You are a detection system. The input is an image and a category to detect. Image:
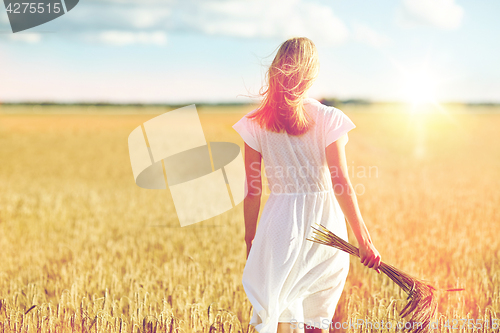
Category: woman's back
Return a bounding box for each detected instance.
[235,98,356,195]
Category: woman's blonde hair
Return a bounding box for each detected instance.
[248,37,319,135]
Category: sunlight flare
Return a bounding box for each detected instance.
[402,69,438,107]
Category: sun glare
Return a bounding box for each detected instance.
[402,69,438,107]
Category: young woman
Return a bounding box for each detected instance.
[232,37,381,333]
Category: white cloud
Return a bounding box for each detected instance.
[60,4,172,31]
[2,0,348,46]
[1,12,8,23]
[87,0,174,3]
[86,30,167,46]
[129,8,171,29]
[196,0,348,45]
[64,0,348,45]
[353,24,391,48]
[300,3,349,45]
[396,0,464,30]
[8,33,42,43]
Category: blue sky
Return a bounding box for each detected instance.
[0,0,499,103]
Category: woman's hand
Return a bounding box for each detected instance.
[358,241,381,273]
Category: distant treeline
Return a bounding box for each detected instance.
[0,99,372,107]
[0,101,251,108]
[464,102,500,107]
[319,98,371,107]
[318,99,500,107]
[1,100,499,107]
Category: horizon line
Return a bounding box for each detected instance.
[2,99,500,107]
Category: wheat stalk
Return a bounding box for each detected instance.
[307,223,439,333]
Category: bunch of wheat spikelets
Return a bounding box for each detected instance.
[307,223,438,333]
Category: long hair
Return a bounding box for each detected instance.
[248,37,319,135]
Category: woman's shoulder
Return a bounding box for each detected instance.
[303,97,322,107]
[233,108,261,134]
[245,107,260,118]
[304,98,339,116]
[304,97,335,109]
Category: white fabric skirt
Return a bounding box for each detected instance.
[242,188,350,333]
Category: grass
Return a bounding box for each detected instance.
[0,104,499,332]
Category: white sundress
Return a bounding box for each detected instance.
[232,98,356,333]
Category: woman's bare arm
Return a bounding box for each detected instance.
[326,134,381,272]
[243,143,262,259]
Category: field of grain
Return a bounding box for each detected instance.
[0,104,499,333]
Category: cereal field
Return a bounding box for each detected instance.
[0,104,499,332]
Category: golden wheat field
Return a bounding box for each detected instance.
[0,104,499,333]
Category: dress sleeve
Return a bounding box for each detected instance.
[232,115,261,153]
[325,107,356,147]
